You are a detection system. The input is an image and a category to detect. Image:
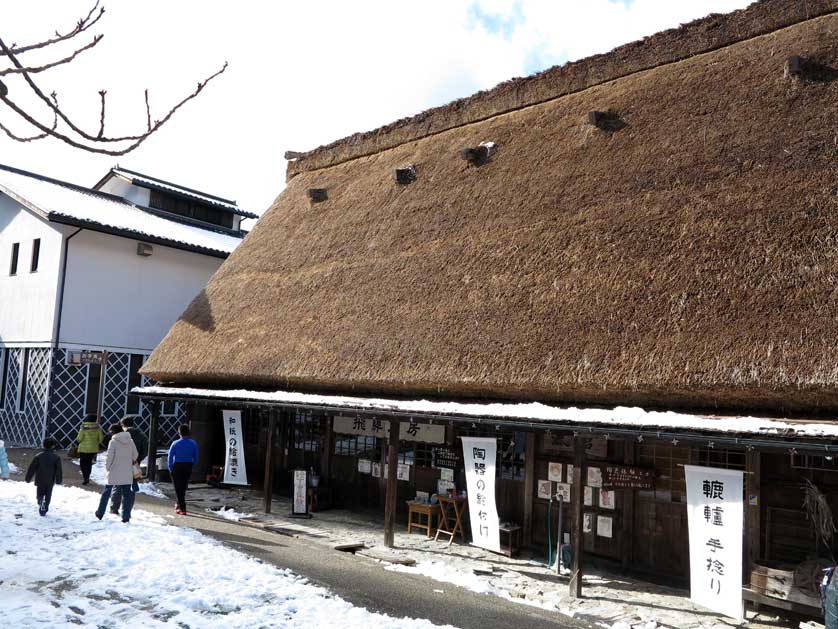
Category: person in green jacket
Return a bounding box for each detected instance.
[76,414,103,485]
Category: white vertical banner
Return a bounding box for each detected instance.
[685,465,743,621]
[462,437,500,553]
[222,410,248,485]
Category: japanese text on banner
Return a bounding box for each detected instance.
[222,410,248,486]
[461,437,500,553]
[684,465,743,621]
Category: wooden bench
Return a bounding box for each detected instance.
[407,501,440,538]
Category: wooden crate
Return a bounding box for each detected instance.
[751,562,795,600]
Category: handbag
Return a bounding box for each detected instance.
[132,461,142,480]
[68,446,79,459]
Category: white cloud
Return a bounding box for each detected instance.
[0,0,751,216]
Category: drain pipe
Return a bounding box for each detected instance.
[53,228,83,348]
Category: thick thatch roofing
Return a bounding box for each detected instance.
[144,0,838,414]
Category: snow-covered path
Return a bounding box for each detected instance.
[0,481,451,628]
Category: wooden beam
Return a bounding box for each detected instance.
[263,410,277,514]
[622,439,636,570]
[746,449,761,578]
[384,419,399,547]
[523,432,536,546]
[146,400,160,481]
[320,415,333,480]
[569,437,586,598]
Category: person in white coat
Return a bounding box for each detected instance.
[95,423,138,522]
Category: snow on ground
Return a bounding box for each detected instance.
[71,453,166,498]
[207,506,255,522]
[8,461,19,474]
[0,481,451,629]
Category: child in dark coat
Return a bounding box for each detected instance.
[25,438,63,516]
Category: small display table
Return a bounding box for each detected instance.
[499,523,522,557]
[434,495,468,545]
[406,501,440,538]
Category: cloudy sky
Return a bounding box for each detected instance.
[1,0,752,219]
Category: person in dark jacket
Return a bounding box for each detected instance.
[168,424,198,515]
[25,438,63,516]
[110,416,148,514]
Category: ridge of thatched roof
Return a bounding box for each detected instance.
[286,0,838,180]
[143,8,838,414]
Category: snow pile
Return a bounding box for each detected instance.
[135,385,838,439]
[0,481,450,628]
[8,461,19,474]
[209,506,254,521]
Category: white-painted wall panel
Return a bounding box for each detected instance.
[59,229,221,352]
[0,195,64,345]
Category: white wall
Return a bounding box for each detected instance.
[96,177,151,207]
[0,195,64,346]
[59,229,222,352]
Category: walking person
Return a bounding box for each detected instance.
[168,424,198,515]
[110,416,148,514]
[25,438,63,516]
[0,437,10,480]
[76,414,103,485]
[95,424,138,523]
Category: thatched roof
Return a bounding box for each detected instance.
[143,0,838,414]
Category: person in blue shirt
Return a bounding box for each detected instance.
[167,424,198,515]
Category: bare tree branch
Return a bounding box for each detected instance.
[0,34,103,76]
[4,1,104,56]
[0,1,227,155]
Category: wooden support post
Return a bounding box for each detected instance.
[146,400,160,481]
[746,449,761,579]
[320,416,333,480]
[622,439,636,570]
[569,437,586,598]
[384,419,399,548]
[264,410,277,514]
[523,432,536,547]
[95,351,109,424]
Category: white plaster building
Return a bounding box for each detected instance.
[0,164,252,447]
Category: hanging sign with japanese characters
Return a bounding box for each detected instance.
[332,416,445,444]
[222,410,248,485]
[462,437,500,553]
[334,415,389,438]
[685,465,743,621]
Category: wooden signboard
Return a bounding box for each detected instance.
[602,464,654,490]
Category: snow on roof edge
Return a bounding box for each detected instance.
[133,385,838,440]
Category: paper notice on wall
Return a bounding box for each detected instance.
[440,467,454,481]
[556,483,571,503]
[567,464,574,484]
[222,410,248,485]
[537,480,552,499]
[584,486,593,506]
[437,479,455,496]
[548,462,563,482]
[597,515,613,538]
[587,466,602,488]
[462,437,501,553]
[583,513,593,533]
[372,463,381,478]
[599,489,616,509]
[685,465,744,621]
[397,463,411,482]
[358,459,372,474]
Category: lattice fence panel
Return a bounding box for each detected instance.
[48,349,88,449]
[102,352,130,427]
[139,366,181,446]
[0,349,42,446]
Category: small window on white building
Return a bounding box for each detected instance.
[17,349,29,413]
[30,238,40,272]
[9,242,19,275]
